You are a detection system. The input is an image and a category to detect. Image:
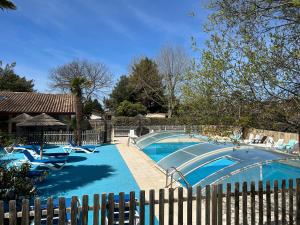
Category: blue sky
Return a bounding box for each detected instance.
[0,0,210,93]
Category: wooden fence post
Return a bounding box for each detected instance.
[217,184,223,225]
[168,188,174,225]
[34,198,41,225]
[234,182,240,225]
[9,200,16,225]
[226,183,231,225]
[274,180,279,225]
[71,196,78,225]
[149,190,155,225]
[118,192,125,225]
[258,181,263,225]
[139,190,145,225]
[296,179,300,225]
[196,186,202,225]
[289,179,293,225]
[242,182,247,225]
[187,187,193,225]
[93,194,100,225]
[178,187,183,225]
[206,185,211,225]
[21,199,29,225]
[0,200,3,225]
[282,180,287,225]
[47,197,54,225]
[129,192,135,225]
[250,181,255,225]
[107,193,114,225]
[100,193,107,225]
[159,189,165,225]
[266,181,271,225]
[82,195,89,225]
[59,197,66,225]
[212,185,218,225]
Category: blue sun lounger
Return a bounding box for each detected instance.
[22,150,67,170]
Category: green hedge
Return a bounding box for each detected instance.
[112,116,198,126]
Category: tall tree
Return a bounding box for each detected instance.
[50,60,112,145]
[186,0,300,141]
[105,75,135,110]
[0,61,34,92]
[130,57,166,113]
[156,45,190,117]
[0,0,16,10]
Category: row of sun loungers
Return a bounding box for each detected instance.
[243,133,298,153]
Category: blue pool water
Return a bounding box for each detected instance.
[143,142,200,162]
[180,158,236,186]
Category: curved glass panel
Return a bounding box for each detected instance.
[175,147,294,188]
[135,131,193,149]
[156,142,234,172]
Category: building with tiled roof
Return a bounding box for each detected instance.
[0,91,75,133]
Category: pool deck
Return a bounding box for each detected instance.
[115,137,200,225]
[115,137,168,192]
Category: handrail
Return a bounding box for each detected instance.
[165,167,191,189]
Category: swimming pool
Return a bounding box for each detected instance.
[143,142,200,162]
[139,132,300,189]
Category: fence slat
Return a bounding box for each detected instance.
[9,200,16,225]
[159,189,165,225]
[34,198,41,225]
[149,189,155,225]
[212,185,217,225]
[168,188,174,225]
[139,190,145,225]
[242,182,247,225]
[0,201,3,225]
[59,197,66,225]
[206,185,211,225]
[217,184,223,225]
[266,181,271,225]
[282,180,287,225]
[100,194,107,225]
[226,183,231,225]
[196,186,202,225]
[129,192,135,225]
[178,187,183,225]
[187,187,193,225]
[119,192,125,225]
[250,182,255,225]
[47,197,54,225]
[296,179,300,225]
[82,195,89,225]
[93,194,100,225]
[234,182,239,225]
[274,180,279,225]
[258,181,263,225]
[289,179,293,225]
[71,196,78,225]
[108,193,114,225]
[21,199,29,225]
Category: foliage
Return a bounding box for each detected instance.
[83,98,103,118]
[184,0,300,133]
[115,100,147,117]
[0,162,35,201]
[0,0,16,10]
[104,75,135,110]
[106,58,166,113]
[0,61,34,92]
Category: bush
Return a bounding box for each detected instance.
[115,100,147,117]
[0,162,35,201]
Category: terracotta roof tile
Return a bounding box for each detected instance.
[0,92,75,114]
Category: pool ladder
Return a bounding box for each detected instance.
[165,167,191,189]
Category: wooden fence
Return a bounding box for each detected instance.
[1,179,300,225]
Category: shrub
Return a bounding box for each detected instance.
[115,100,147,117]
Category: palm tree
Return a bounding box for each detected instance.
[71,77,87,146]
[0,0,16,10]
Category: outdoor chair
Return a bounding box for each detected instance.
[274,139,285,149]
[22,150,67,170]
[63,140,97,154]
[243,133,254,144]
[31,144,69,158]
